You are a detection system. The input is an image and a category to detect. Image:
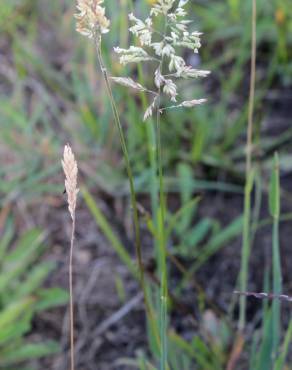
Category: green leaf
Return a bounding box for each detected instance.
[0,316,32,346]
[193,215,243,269]
[254,309,273,370]
[166,197,201,241]
[0,229,45,293]
[269,153,280,219]
[14,261,56,299]
[0,298,35,329]
[0,341,59,366]
[178,218,213,257]
[0,220,14,261]
[177,215,243,294]
[35,288,69,311]
[82,186,138,279]
[176,163,195,233]
[274,319,292,370]
[4,229,44,264]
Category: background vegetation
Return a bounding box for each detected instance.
[0,0,291,369]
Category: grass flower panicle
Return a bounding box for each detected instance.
[74,1,149,317]
[113,0,210,120]
[62,145,79,221]
[114,46,155,64]
[62,144,79,370]
[75,0,110,39]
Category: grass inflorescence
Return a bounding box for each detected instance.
[1,0,292,368]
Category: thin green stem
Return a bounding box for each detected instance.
[94,33,161,352]
[238,0,257,331]
[95,35,144,284]
[269,153,282,361]
[246,0,257,174]
[239,172,253,330]
[246,0,257,173]
[156,102,168,370]
[157,14,169,370]
[272,215,281,357]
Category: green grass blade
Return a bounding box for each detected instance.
[0,220,14,261]
[177,215,243,294]
[13,261,56,299]
[0,316,32,346]
[35,288,69,312]
[0,230,45,294]
[0,298,35,329]
[255,309,274,370]
[274,319,292,370]
[239,169,255,330]
[269,153,282,358]
[0,341,59,366]
[82,186,138,279]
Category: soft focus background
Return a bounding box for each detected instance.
[0,0,292,369]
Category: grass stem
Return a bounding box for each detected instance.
[94,34,144,285]
[93,32,161,353]
[69,216,76,370]
[246,0,257,174]
[156,104,168,370]
[270,153,282,359]
[239,0,257,331]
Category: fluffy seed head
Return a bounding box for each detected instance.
[75,0,110,38]
[113,0,210,119]
[62,145,79,220]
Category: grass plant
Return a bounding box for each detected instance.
[73,1,291,368]
[62,145,79,370]
[75,0,145,296]
[1,0,292,368]
[269,153,282,361]
[75,0,162,356]
[239,0,257,332]
[0,220,68,369]
[111,2,210,366]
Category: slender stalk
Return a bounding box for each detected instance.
[239,0,257,331]
[69,216,76,370]
[270,153,282,360]
[246,0,256,174]
[272,216,281,356]
[239,172,253,330]
[156,15,169,370]
[156,102,168,370]
[62,145,78,370]
[93,32,161,351]
[94,34,144,284]
[274,319,292,370]
[128,0,159,255]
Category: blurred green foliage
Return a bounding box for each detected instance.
[0,219,68,369]
[0,0,292,368]
[0,0,291,201]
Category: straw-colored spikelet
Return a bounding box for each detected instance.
[75,0,110,38]
[62,145,79,220]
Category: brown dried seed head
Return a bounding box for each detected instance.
[62,145,79,220]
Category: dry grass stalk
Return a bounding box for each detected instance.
[62,144,79,370]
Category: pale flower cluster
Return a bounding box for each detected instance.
[62,145,79,221]
[112,0,210,120]
[75,0,110,39]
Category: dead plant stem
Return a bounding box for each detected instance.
[69,216,76,370]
